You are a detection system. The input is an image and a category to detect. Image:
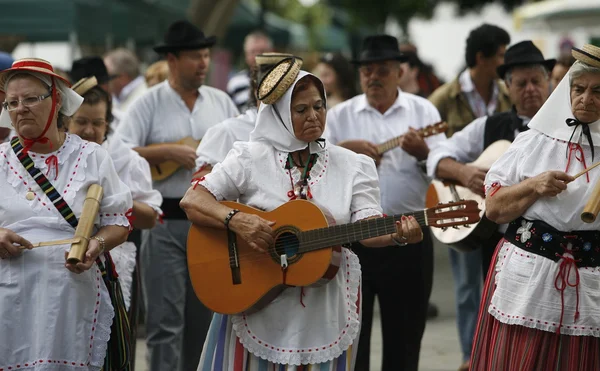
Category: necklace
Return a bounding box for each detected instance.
[286,152,318,200]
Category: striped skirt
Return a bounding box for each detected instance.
[197,313,358,371]
[470,240,600,371]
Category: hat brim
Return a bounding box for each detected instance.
[351,54,408,65]
[153,36,217,54]
[497,59,557,79]
[0,66,71,90]
[572,47,600,69]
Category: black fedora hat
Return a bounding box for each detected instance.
[497,41,556,79]
[154,20,217,54]
[352,35,407,64]
[70,56,113,85]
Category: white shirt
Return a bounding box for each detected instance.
[199,142,381,364]
[325,90,445,215]
[459,69,499,118]
[485,128,600,336]
[116,80,239,198]
[111,75,148,131]
[0,134,132,369]
[426,114,531,178]
[194,107,257,171]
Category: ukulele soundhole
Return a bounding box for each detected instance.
[273,229,302,265]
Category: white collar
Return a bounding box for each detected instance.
[354,88,408,115]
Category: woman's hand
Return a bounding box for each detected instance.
[228,212,276,254]
[531,171,574,197]
[392,215,423,245]
[65,238,102,274]
[0,228,32,259]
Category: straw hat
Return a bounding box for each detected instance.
[257,57,302,105]
[256,53,303,68]
[72,76,98,96]
[0,58,71,89]
[572,44,600,69]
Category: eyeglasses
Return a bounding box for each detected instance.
[3,92,52,112]
[359,64,393,77]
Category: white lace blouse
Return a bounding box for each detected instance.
[197,142,382,364]
[0,134,132,369]
[485,128,600,336]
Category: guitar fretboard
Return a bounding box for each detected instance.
[297,210,427,253]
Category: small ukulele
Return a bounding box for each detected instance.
[376,121,448,155]
[149,136,200,181]
[187,199,480,315]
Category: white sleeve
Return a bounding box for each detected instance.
[426,116,487,178]
[127,154,163,213]
[421,102,447,152]
[194,124,236,171]
[114,95,153,148]
[484,130,534,195]
[350,154,384,222]
[197,142,251,201]
[97,152,134,228]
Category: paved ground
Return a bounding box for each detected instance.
[134,241,463,371]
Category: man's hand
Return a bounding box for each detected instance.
[399,128,429,160]
[458,165,488,197]
[337,140,381,165]
[168,145,198,170]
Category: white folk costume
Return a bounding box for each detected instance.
[102,133,162,309]
[472,62,600,370]
[196,71,383,370]
[194,107,257,172]
[0,134,132,370]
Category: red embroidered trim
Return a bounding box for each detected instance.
[488,182,502,197]
[125,208,134,232]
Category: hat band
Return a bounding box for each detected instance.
[574,48,600,63]
[13,60,54,71]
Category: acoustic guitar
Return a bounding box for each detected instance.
[149,136,200,181]
[425,140,512,252]
[376,121,448,155]
[187,199,480,315]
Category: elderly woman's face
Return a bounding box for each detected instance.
[570,72,600,123]
[5,75,60,138]
[291,80,326,143]
[69,102,108,145]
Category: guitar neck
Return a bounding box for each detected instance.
[376,128,428,155]
[298,210,428,253]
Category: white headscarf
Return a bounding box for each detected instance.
[0,71,83,128]
[250,70,327,154]
[528,63,600,144]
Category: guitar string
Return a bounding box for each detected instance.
[195,215,473,265]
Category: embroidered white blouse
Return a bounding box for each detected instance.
[0,134,132,370]
[485,128,600,336]
[198,141,382,364]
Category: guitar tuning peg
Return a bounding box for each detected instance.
[452,225,460,229]
[442,227,448,231]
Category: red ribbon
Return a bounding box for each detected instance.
[44,155,58,180]
[125,208,135,232]
[553,247,581,334]
[565,143,589,183]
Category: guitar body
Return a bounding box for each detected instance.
[187,200,341,315]
[150,136,200,181]
[426,140,512,252]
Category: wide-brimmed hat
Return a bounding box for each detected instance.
[153,20,216,54]
[257,57,302,105]
[351,35,407,64]
[72,76,98,96]
[0,58,71,89]
[572,44,600,69]
[497,41,556,79]
[70,56,112,85]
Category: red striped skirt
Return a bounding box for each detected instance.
[470,240,600,371]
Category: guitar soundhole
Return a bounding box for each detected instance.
[274,231,300,261]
